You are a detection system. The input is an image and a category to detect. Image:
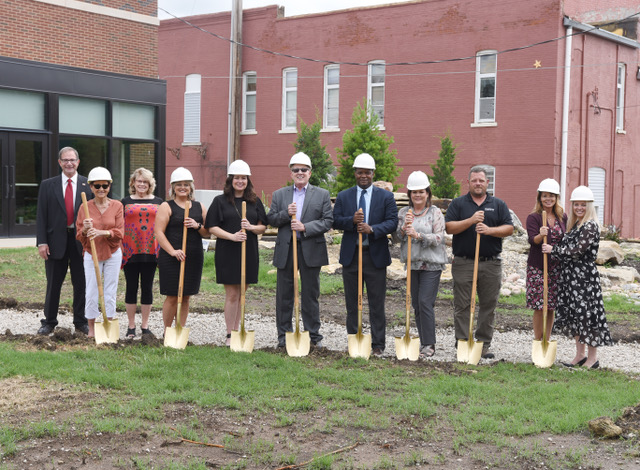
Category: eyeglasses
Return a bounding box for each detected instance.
[291,168,309,173]
[92,183,110,190]
[60,159,78,164]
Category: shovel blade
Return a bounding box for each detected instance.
[230,329,255,353]
[457,339,483,365]
[164,326,190,350]
[347,333,371,360]
[394,335,420,361]
[285,330,310,357]
[532,339,558,368]
[94,319,119,344]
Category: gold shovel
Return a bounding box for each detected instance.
[532,211,557,368]
[231,201,255,352]
[164,202,191,349]
[81,192,119,344]
[286,216,311,357]
[395,211,420,361]
[348,213,372,360]
[457,232,484,364]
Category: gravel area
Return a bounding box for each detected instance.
[3,307,639,375]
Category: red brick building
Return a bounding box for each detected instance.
[159,0,640,238]
[0,0,166,238]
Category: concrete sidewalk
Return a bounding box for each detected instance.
[0,237,36,249]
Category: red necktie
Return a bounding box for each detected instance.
[65,179,74,226]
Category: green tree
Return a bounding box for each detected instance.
[429,133,460,198]
[335,100,400,193]
[293,116,334,190]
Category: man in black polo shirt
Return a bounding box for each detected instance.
[445,165,513,359]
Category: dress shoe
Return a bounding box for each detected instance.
[481,344,495,359]
[37,324,55,335]
[562,357,587,368]
[588,361,600,370]
[75,324,89,335]
[372,347,383,357]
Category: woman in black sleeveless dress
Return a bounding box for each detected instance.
[155,167,209,333]
[205,160,267,346]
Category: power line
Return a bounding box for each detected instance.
[158,7,640,67]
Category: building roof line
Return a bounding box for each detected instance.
[563,17,640,49]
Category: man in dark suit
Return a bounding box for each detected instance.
[333,153,398,356]
[268,152,333,348]
[36,147,93,335]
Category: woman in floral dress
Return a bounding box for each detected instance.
[526,179,566,344]
[542,186,612,369]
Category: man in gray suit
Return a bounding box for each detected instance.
[268,152,333,348]
[36,147,93,335]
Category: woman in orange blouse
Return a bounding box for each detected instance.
[76,167,124,338]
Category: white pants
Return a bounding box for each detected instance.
[84,249,122,320]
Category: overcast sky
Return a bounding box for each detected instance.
[158,0,407,19]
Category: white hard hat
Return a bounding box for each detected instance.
[352,153,376,170]
[289,152,312,169]
[537,178,560,195]
[406,171,430,190]
[228,159,251,176]
[87,167,112,183]
[570,185,594,202]
[170,167,194,183]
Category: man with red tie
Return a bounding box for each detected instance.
[36,147,93,335]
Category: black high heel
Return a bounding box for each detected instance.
[588,361,600,369]
[562,357,587,368]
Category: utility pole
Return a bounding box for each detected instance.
[227,0,243,168]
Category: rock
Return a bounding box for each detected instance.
[258,240,275,250]
[597,266,640,283]
[373,181,393,192]
[321,263,341,275]
[387,259,407,281]
[500,288,512,296]
[588,417,623,439]
[509,210,526,236]
[596,240,624,265]
[506,273,520,283]
[503,234,529,254]
[620,241,640,258]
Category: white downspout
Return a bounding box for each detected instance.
[560,26,572,208]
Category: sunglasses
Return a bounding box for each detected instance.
[92,183,110,190]
[291,168,309,173]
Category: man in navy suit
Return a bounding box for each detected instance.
[333,153,398,355]
[36,147,93,335]
[268,152,333,348]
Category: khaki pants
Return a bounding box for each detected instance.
[451,257,502,344]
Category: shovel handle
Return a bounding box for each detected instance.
[357,208,364,336]
[240,201,247,332]
[542,211,548,345]
[81,192,109,323]
[405,209,412,336]
[469,232,481,343]
[292,215,300,333]
[175,201,190,327]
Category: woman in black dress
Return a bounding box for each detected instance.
[155,167,209,334]
[542,185,612,369]
[205,160,267,346]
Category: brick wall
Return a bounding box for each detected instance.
[0,0,157,77]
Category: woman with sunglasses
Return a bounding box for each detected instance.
[76,167,124,338]
[205,160,267,346]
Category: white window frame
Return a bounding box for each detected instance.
[323,64,340,130]
[483,165,496,196]
[472,51,497,126]
[367,60,385,128]
[183,73,201,145]
[616,63,625,132]
[242,71,257,134]
[281,67,297,132]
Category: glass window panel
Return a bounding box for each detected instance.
[113,102,155,140]
[480,54,496,73]
[480,78,495,98]
[328,89,339,108]
[59,96,107,136]
[327,67,340,85]
[112,140,157,199]
[60,137,108,178]
[14,139,43,226]
[246,94,256,113]
[286,110,296,128]
[286,91,297,110]
[371,64,385,83]
[246,113,256,130]
[246,75,257,92]
[0,89,45,130]
[185,74,201,93]
[373,106,384,122]
[285,70,297,87]
[479,98,495,120]
[327,108,339,127]
[371,87,384,105]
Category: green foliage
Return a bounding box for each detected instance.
[429,133,461,198]
[603,224,622,243]
[293,116,335,191]
[335,100,400,193]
